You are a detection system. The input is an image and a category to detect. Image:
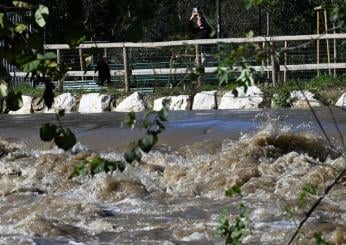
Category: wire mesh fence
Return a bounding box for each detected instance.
[7,34,346,91]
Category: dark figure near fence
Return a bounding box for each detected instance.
[95,55,111,86]
[188,7,211,39]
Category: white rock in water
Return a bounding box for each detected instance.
[336,92,346,108]
[290,90,315,101]
[9,95,33,114]
[290,90,320,108]
[234,85,263,97]
[114,92,147,112]
[192,91,217,110]
[153,95,191,111]
[78,93,112,113]
[45,93,77,113]
[291,99,321,108]
[219,86,264,109]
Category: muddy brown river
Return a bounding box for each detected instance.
[0,107,345,244]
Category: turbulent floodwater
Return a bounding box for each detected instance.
[0,107,346,244]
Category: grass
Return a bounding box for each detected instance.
[13,84,45,97]
[260,75,346,107]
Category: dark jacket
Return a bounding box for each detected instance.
[188,16,212,39]
[95,58,111,84]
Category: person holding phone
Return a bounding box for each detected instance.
[188,7,211,39]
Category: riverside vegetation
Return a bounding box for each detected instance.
[1,0,346,244]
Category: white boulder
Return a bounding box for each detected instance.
[290,90,315,101]
[153,95,191,111]
[78,93,112,113]
[9,95,32,114]
[45,93,77,113]
[114,92,147,112]
[192,91,217,110]
[234,85,263,97]
[219,86,264,109]
[290,90,320,108]
[336,92,346,108]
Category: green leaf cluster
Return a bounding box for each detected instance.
[217,204,251,245]
[217,186,251,245]
[314,232,331,245]
[124,99,169,164]
[217,44,260,95]
[69,156,126,179]
[70,99,170,177]
[299,183,318,208]
[39,111,77,151]
[0,81,23,113]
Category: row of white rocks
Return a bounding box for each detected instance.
[9,86,346,114]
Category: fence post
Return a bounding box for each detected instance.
[284,41,288,83]
[333,23,337,77]
[78,48,84,83]
[271,42,277,86]
[56,49,64,92]
[316,8,320,77]
[56,49,61,64]
[195,44,203,88]
[123,46,130,93]
[79,48,84,71]
[324,9,331,75]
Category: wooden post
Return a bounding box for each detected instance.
[195,44,203,88]
[123,46,130,92]
[56,49,64,92]
[324,9,331,75]
[284,41,288,83]
[78,48,84,82]
[79,48,84,71]
[333,23,337,77]
[271,42,276,86]
[315,6,321,77]
[263,42,270,80]
[56,49,61,64]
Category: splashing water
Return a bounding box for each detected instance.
[0,108,346,244]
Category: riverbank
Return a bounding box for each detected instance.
[7,75,346,115]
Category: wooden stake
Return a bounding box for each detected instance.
[271,42,276,86]
[284,41,288,83]
[195,44,203,88]
[316,11,320,77]
[123,47,130,92]
[324,9,331,75]
[333,23,337,77]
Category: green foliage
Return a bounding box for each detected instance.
[314,232,331,245]
[53,128,77,151]
[34,4,49,27]
[39,110,77,151]
[217,186,251,245]
[69,156,126,178]
[272,87,290,108]
[217,204,251,245]
[299,184,318,208]
[1,1,68,115]
[70,99,170,178]
[0,81,23,113]
[40,123,57,141]
[217,43,262,96]
[283,206,295,220]
[225,185,241,198]
[12,84,45,97]
[123,99,169,164]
